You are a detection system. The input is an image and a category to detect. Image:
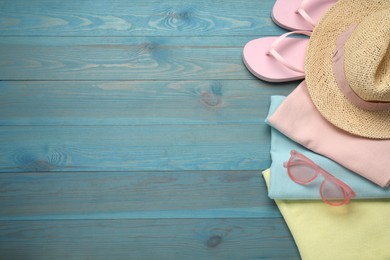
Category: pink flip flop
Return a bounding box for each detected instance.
[242,31,310,82]
[272,0,336,31]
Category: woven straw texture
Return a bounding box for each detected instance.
[305,0,390,139]
[345,10,390,102]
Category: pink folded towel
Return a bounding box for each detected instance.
[267,81,390,187]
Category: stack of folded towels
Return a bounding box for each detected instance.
[243,0,390,259]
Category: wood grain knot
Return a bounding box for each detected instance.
[23,160,57,172]
[139,42,157,54]
[201,84,223,107]
[153,7,197,31]
[14,148,68,172]
[167,10,192,20]
[207,235,223,248]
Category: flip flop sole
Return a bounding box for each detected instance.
[272,0,335,31]
[242,37,308,82]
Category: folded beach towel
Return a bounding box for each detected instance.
[262,169,390,260]
[267,81,390,188]
[266,94,390,199]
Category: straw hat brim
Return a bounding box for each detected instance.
[305,0,390,139]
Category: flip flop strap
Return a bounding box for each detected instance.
[267,31,311,74]
[296,0,316,27]
[296,0,337,28]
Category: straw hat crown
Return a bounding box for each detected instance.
[344,9,390,102]
[304,0,390,139]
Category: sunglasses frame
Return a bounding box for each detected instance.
[284,150,356,206]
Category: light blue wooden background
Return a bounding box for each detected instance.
[0,0,300,259]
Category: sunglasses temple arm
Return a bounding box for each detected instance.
[283,160,309,168]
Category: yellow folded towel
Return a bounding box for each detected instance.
[262,169,390,260]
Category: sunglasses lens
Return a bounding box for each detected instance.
[321,180,346,205]
[289,157,317,183]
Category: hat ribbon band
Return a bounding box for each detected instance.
[332,25,390,111]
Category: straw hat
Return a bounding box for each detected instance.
[305,0,390,139]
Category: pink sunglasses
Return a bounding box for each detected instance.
[283,150,356,206]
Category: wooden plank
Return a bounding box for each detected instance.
[0,80,295,126]
[0,218,299,259]
[0,124,271,172]
[0,35,266,46]
[0,36,277,80]
[0,0,285,36]
[0,171,279,220]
